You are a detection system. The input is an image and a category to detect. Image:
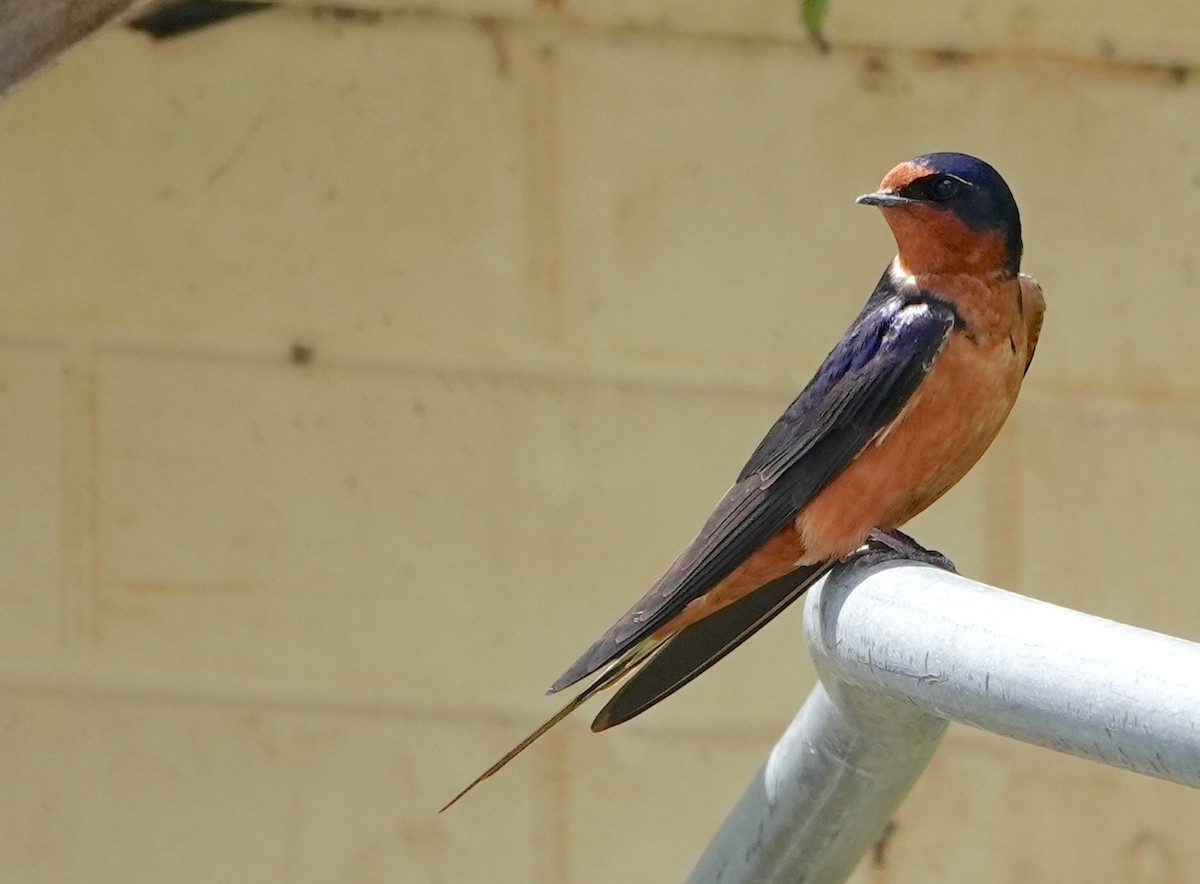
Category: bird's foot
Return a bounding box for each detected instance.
[858,528,958,574]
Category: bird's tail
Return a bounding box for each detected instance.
[590,562,832,731]
[441,563,833,810]
[438,637,663,812]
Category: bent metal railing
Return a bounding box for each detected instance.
[688,558,1200,883]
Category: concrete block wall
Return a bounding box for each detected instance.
[0,2,1197,880]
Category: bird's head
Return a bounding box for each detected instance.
[857,152,1022,278]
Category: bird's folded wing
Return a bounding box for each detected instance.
[549,293,957,694]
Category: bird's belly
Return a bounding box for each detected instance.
[797,334,1022,560]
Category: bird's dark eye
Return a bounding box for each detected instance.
[931,176,960,201]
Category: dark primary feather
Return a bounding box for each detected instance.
[590,561,833,731]
[549,276,957,695]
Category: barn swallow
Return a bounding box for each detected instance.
[442,152,1044,811]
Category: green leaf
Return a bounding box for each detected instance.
[801,0,832,51]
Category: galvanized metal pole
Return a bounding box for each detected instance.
[687,677,946,884]
[688,559,1200,883]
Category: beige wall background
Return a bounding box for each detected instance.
[0,1,1198,881]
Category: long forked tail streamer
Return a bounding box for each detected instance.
[439,639,660,812]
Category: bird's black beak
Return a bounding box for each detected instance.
[856,191,917,208]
